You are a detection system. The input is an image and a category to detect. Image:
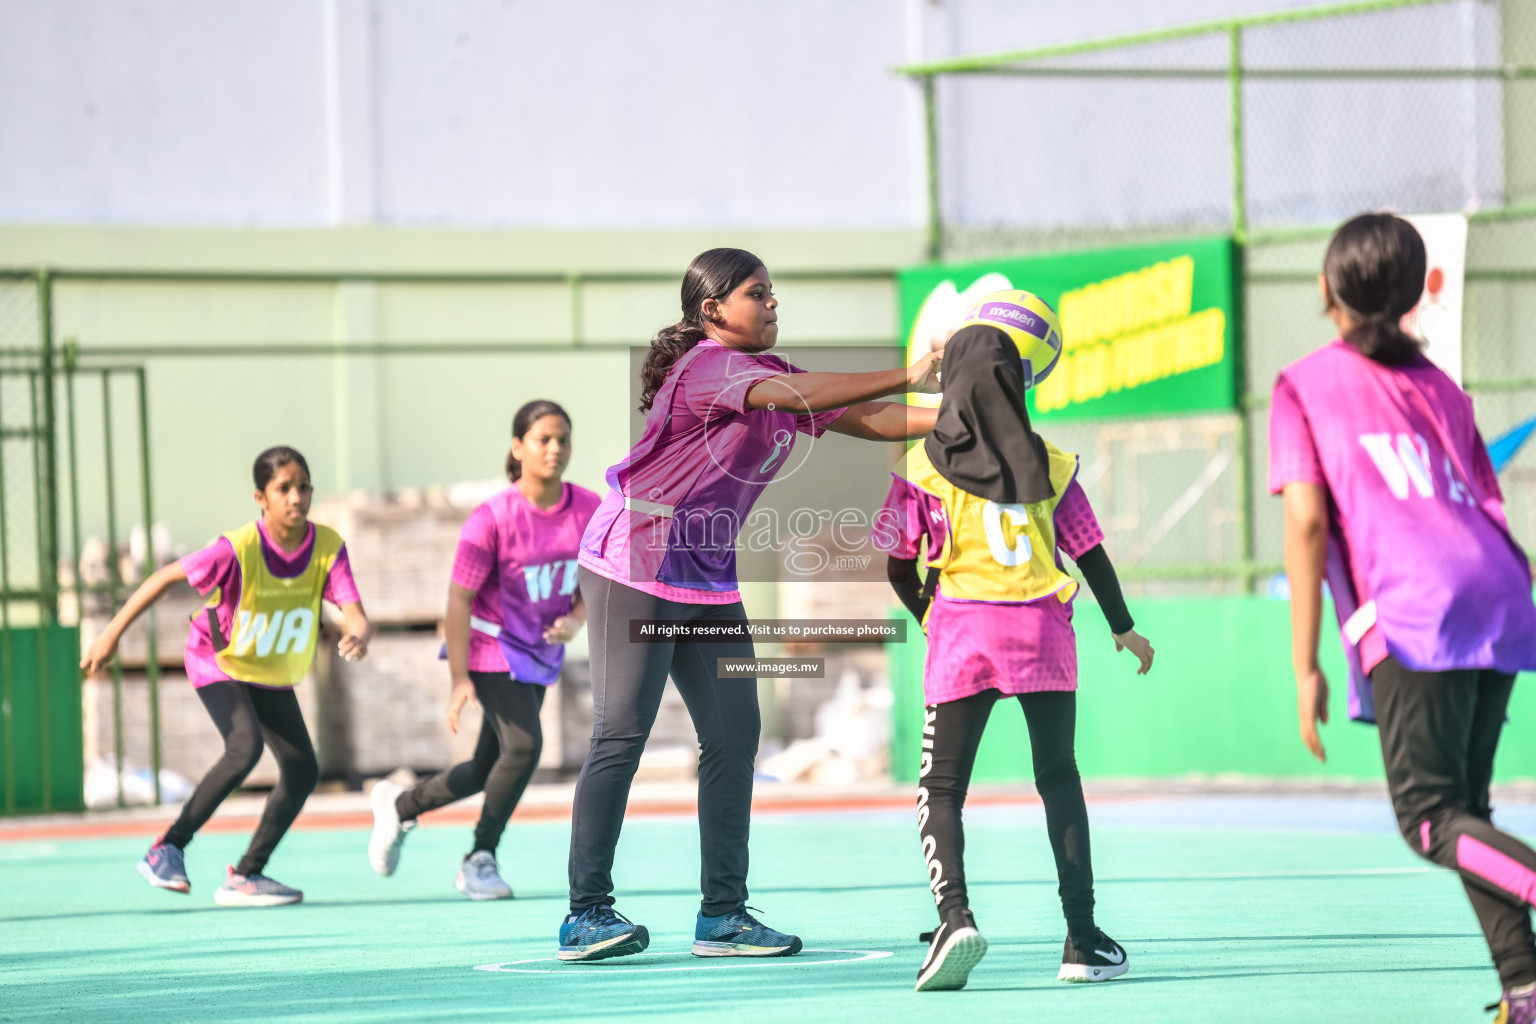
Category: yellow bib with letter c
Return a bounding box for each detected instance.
[900,439,1080,609]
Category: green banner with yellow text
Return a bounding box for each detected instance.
[899,236,1241,421]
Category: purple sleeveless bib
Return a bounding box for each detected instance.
[485,484,600,684]
[1279,343,1536,721]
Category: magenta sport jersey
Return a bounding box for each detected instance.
[579,339,844,604]
[1269,340,1536,722]
[454,483,601,685]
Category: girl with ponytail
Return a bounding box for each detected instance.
[1322,212,1428,366]
[635,248,763,414]
[84,447,370,907]
[1271,213,1536,1021]
[369,400,601,901]
[559,247,943,963]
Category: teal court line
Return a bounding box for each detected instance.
[0,796,1526,1024]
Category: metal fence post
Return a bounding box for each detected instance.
[65,344,83,811]
[37,273,58,621]
[26,372,52,811]
[135,369,160,804]
[1228,25,1258,592]
[101,372,124,807]
[34,271,59,810]
[1228,24,1247,245]
[64,340,82,636]
[923,74,943,263]
[0,356,12,815]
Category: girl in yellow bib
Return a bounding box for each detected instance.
[82,446,371,906]
[873,295,1154,992]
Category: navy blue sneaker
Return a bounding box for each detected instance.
[136,840,190,894]
[692,906,802,957]
[558,905,650,962]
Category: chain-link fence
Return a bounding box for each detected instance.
[902,0,1536,593]
[909,0,1532,257]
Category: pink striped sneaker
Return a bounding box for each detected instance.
[213,865,303,907]
[136,840,190,894]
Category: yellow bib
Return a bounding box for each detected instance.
[901,439,1080,613]
[211,522,343,687]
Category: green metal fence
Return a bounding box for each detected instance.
[76,361,162,808]
[897,0,1536,591]
[0,269,159,813]
[900,0,1536,254]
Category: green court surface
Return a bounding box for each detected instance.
[0,795,1523,1023]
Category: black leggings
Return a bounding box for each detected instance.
[394,671,546,854]
[1373,655,1536,987]
[919,688,1095,937]
[162,681,318,877]
[569,568,761,916]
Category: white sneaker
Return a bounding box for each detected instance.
[455,850,513,900]
[368,779,414,876]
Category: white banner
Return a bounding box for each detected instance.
[1403,213,1468,383]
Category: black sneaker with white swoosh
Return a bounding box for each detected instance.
[915,909,988,992]
[1058,929,1129,982]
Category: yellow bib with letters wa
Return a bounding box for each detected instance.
[212,522,343,687]
[901,439,1080,609]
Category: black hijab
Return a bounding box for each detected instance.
[922,324,1054,504]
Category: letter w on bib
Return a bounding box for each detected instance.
[523,558,580,602]
[231,608,316,657]
[213,521,342,687]
[1359,432,1443,501]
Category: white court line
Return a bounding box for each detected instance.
[474,948,894,974]
[1147,867,1436,880]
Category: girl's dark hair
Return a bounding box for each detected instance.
[506,399,572,482]
[638,247,766,412]
[253,446,310,490]
[1323,213,1428,366]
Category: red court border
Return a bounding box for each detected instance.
[0,791,1069,843]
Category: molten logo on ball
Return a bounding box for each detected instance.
[960,289,1064,390]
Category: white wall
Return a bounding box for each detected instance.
[0,1,331,224]
[366,1,915,228]
[1,0,918,228]
[1,0,1507,231]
